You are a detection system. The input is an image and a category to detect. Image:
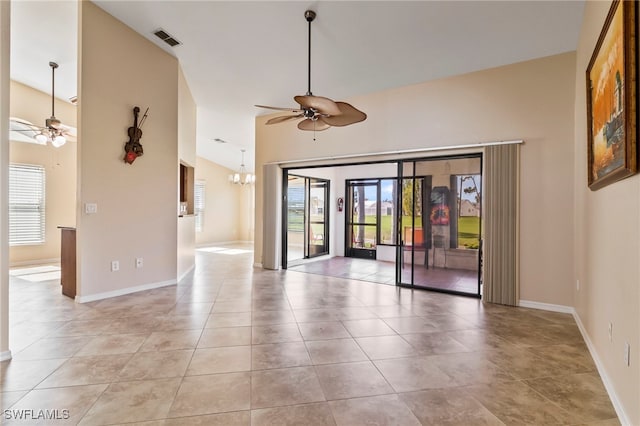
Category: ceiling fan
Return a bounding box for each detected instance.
[255,10,366,133]
[10,61,76,147]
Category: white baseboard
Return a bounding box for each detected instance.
[177,264,195,283]
[518,299,574,313]
[196,240,253,248]
[75,279,177,303]
[572,312,630,425]
[518,299,629,424]
[0,350,12,361]
[10,258,60,268]
[253,262,263,268]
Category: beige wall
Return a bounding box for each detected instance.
[177,66,197,280]
[256,52,576,307]
[195,156,246,245]
[9,81,77,265]
[77,2,178,300]
[1,0,10,358]
[573,2,639,423]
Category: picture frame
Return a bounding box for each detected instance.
[586,0,637,191]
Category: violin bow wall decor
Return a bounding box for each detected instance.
[124,106,149,164]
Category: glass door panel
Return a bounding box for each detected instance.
[308,178,329,257]
[287,175,306,262]
[396,156,482,297]
[347,182,377,259]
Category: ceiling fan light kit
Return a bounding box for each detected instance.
[10,61,76,148]
[256,10,366,135]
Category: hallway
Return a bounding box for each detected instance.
[1,244,618,425]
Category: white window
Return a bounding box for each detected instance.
[194,180,205,232]
[9,163,46,245]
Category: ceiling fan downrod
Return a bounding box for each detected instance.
[305,10,316,97]
[47,61,61,129]
[50,62,57,118]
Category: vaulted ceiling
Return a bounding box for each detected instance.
[10,1,585,172]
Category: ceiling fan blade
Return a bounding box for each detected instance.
[321,102,367,127]
[266,114,303,125]
[10,117,41,131]
[58,123,77,137]
[63,134,77,143]
[297,118,330,132]
[255,104,302,113]
[294,95,341,116]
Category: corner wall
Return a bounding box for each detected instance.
[177,66,197,280]
[0,0,11,360]
[77,2,178,300]
[573,2,639,423]
[256,52,577,307]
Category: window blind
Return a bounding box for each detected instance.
[9,163,46,246]
[194,180,205,232]
[483,144,519,306]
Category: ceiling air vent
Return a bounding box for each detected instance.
[153,28,182,47]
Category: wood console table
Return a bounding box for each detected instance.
[58,227,76,299]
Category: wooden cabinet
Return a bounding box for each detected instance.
[59,227,76,299]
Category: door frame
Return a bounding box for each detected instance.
[345,179,379,260]
[281,170,330,269]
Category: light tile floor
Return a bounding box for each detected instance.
[289,256,480,295]
[1,244,619,425]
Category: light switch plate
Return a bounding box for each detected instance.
[85,203,98,214]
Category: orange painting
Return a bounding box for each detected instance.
[588,2,625,181]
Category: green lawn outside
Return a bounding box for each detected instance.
[458,216,480,249]
[289,211,480,249]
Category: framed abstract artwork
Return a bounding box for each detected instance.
[586,0,637,190]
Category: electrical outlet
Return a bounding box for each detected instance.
[624,342,630,366]
[608,322,613,342]
[576,279,580,291]
[136,258,143,269]
[111,260,119,272]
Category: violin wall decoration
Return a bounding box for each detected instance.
[124,106,149,164]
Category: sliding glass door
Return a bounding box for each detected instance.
[397,156,482,297]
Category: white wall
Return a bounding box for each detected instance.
[573,2,639,423]
[76,2,178,301]
[256,52,576,307]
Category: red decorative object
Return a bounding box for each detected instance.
[125,150,137,164]
[123,106,148,164]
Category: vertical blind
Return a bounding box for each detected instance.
[9,163,46,245]
[483,144,520,306]
[194,180,205,232]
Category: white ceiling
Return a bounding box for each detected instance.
[10,1,585,173]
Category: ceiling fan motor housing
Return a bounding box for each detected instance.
[305,10,316,22]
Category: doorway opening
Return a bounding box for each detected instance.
[285,173,330,265]
[282,155,482,297]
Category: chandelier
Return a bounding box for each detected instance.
[228,149,255,185]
